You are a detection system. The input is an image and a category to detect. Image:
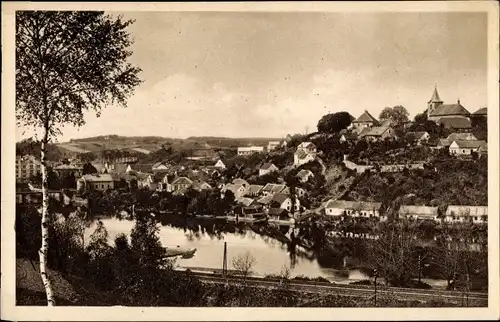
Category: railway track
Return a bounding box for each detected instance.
[190,272,488,306]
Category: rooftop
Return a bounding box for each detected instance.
[353,110,378,124]
[325,199,382,211]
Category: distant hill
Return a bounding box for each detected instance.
[52,135,285,155]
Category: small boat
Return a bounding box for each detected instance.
[164,246,197,258]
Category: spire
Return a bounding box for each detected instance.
[430,85,443,103]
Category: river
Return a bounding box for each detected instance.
[84,217,448,288]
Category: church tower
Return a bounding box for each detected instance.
[427,86,443,117]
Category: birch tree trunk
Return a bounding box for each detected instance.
[39,126,56,306]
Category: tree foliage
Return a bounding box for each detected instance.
[16,11,142,135]
[16,11,142,306]
[379,105,410,127]
[317,112,353,133]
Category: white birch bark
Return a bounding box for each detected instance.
[39,127,56,306]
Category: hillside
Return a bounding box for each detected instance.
[341,156,487,212]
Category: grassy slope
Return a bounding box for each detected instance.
[16,258,113,306]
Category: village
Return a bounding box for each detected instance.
[16,86,488,229]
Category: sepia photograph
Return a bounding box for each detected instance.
[2,1,499,321]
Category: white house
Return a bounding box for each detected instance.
[267,141,281,151]
[223,183,248,199]
[398,205,439,222]
[156,173,172,192]
[297,142,317,154]
[350,110,378,133]
[405,131,430,145]
[214,160,226,170]
[445,205,488,224]
[237,146,265,156]
[449,140,487,155]
[77,174,115,191]
[259,163,279,176]
[324,200,382,219]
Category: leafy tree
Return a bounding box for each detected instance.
[317,112,353,133]
[130,215,167,270]
[86,220,111,260]
[16,11,141,305]
[379,105,410,127]
[79,152,97,163]
[82,162,98,175]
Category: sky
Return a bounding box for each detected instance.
[16,11,488,142]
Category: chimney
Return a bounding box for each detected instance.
[457,98,460,104]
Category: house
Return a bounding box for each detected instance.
[261,183,287,196]
[53,164,83,178]
[214,160,226,170]
[427,87,471,122]
[294,142,317,166]
[136,173,157,190]
[296,169,314,183]
[436,117,472,131]
[16,155,42,181]
[268,207,292,221]
[445,205,488,224]
[152,162,170,172]
[237,146,265,156]
[269,193,300,213]
[351,110,378,132]
[191,180,212,192]
[324,200,382,219]
[449,140,487,155]
[294,187,307,198]
[170,177,193,193]
[259,163,279,176]
[446,132,477,142]
[297,142,317,154]
[235,197,258,208]
[232,178,250,188]
[267,141,281,151]
[436,139,452,149]
[339,133,358,144]
[77,174,115,191]
[247,184,264,197]
[126,163,153,173]
[294,149,316,166]
[360,126,395,142]
[398,205,439,222]
[223,183,248,199]
[405,131,430,144]
[155,173,172,192]
[478,145,488,156]
[256,194,274,206]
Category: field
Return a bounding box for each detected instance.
[53,135,284,155]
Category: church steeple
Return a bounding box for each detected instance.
[427,85,444,117]
[429,85,443,103]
